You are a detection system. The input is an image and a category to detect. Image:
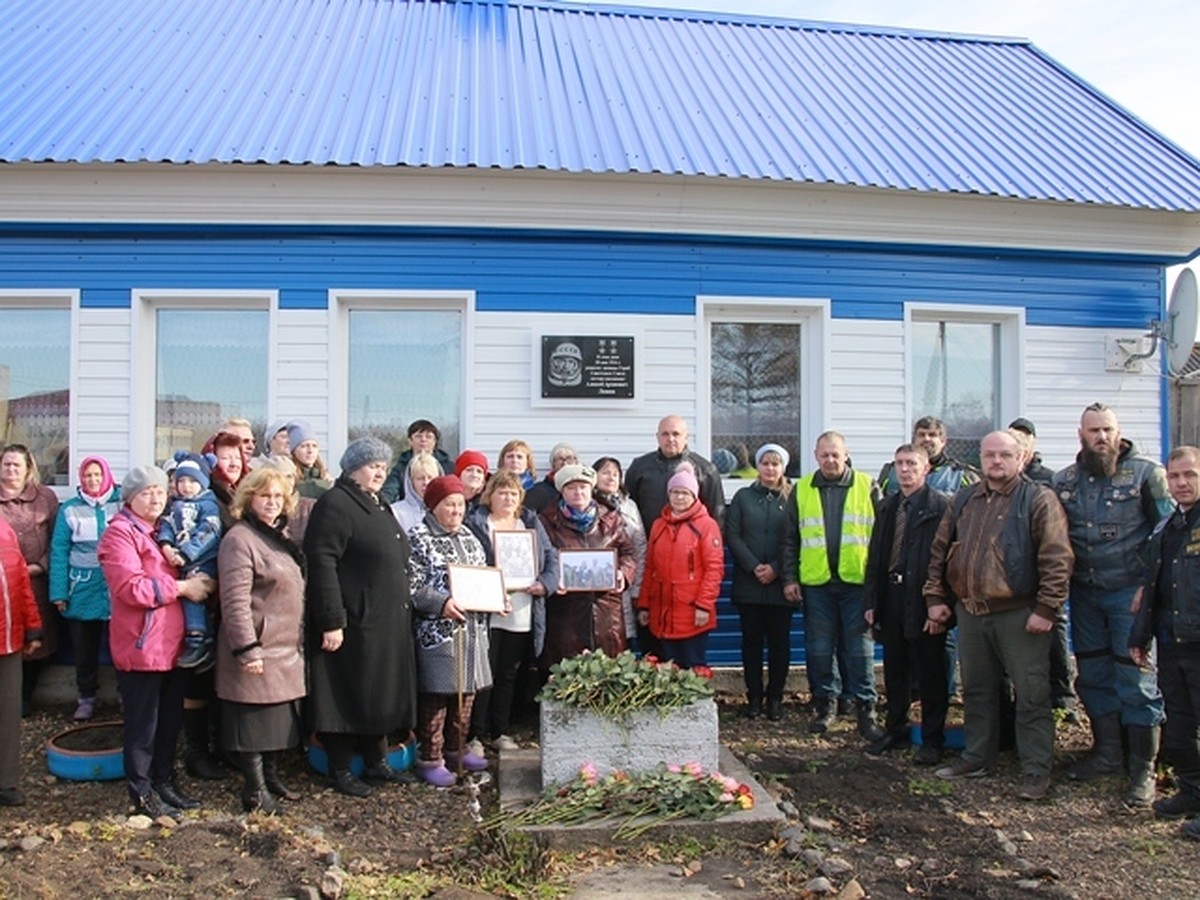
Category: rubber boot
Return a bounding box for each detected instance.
[1067,712,1124,781]
[239,752,279,815]
[856,702,886,742]
[1124,725,1160,808]
[183,707,228,781]
[262,751,300,801]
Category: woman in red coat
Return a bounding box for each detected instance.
[636,463,724,669]
[0,516,43,805]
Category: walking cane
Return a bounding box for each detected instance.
[455,621,464,781]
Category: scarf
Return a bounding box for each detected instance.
[557,497,598,533]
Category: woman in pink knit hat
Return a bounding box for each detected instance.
[636,462,724,669]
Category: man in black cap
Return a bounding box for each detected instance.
[1008,418,1054,484]
[1007,417,1082,726]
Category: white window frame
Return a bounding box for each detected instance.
[903,302,1025,433]
[697,295,830,459]
[130,289,278,465]
[328,289,475,467]
[0,289,78,496]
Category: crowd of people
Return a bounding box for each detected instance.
[1,404,1199,844]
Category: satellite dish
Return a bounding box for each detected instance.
[1167,268,1200,377]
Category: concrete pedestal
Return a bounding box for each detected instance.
[540,697,718,789]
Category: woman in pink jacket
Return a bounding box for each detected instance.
[0,516,42,806]
[636,463,724,669]
[98,466,214,821]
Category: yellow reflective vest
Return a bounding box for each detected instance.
[795,470,875,585]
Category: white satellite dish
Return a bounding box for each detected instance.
[1167,268,1200,377]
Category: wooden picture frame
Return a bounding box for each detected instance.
[493,529,538,589]
[558,548,618,593]
[447,564,507,613]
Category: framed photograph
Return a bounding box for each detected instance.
[493,530,538,589]
[559,548,618,593]
[447,564,507,613]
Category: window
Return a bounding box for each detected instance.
[908,306,1023,465]
[700,297,827,476]
[331,292,471,461]
[134,291,274,464]
[0,300,72,485]
[710,322,802,472]
[155,309,268,457]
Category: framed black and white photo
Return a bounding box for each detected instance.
[559,548,618,593]
[448,564,507,613]
[493,530,538,589]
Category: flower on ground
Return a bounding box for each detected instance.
[488,762,755,839]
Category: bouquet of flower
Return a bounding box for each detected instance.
[488,761,754,840]
[537,650,714,718]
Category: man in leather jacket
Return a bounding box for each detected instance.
[1130,446,1200,834]
[1053,402,1170,807]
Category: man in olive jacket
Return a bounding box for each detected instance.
[863,444,952,765]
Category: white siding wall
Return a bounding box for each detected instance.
[470,312,700,471]
[74,308,132,475]
[69,311,1164,480]
[825,318,908,476]
[274,309,330,448]
[1023,324,1163,470]
[823,321,1163,478]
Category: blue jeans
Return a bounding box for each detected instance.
[181,599,211,647]
[803,582,875,706]
[1069,583,1164,727]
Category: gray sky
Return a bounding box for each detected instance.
[572,0,1200,159]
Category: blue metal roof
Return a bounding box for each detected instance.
[1,0,1197,211]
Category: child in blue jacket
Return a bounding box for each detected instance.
[156,454,221,670]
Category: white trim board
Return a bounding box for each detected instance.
[2,164,1197,259]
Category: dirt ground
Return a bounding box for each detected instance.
[2,693,1198,899]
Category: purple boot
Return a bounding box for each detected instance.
[415,760,457,787]
[445,751,489,772]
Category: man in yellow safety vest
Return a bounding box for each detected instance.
[783,431,883,738]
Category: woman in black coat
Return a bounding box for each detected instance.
[304,437,417,797]
[726,443,794,721]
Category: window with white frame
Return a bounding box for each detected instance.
[701,297,827,475]
[135,292,272,463]
[333,292,468,459]
[0,294,72,485]
[908,305,1023,465]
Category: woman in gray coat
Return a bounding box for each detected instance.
[407,475,492,787]
[217,466,307,814]
[726,443,794,721]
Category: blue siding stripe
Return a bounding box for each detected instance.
[0,227,1162,327]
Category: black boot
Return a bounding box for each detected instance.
[239,753,279,815]
[183,707,228,781]
[328,768,374,798]
[766,699,783,722]
[744,696,763,719]
[809,702,835,734]
[1124,725,1160,808]
[1067,712,1124,781]
[153,774,200,810]
[857,702,886,742]
[262,752,300,801]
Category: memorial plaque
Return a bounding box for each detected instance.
[540,335,635,399]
